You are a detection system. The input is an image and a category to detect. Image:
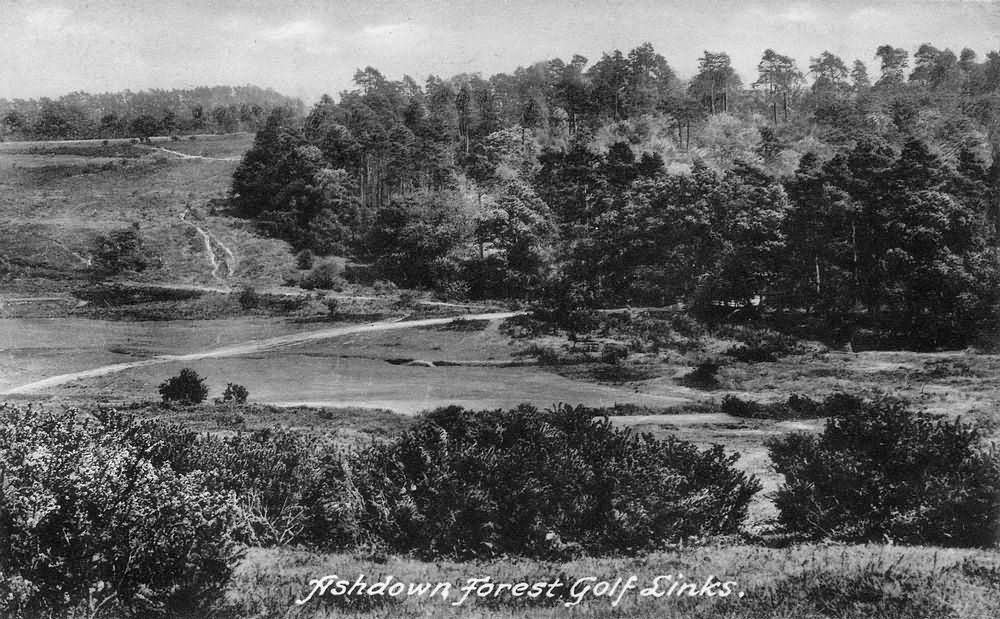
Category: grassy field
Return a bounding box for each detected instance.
[0,134,294,294]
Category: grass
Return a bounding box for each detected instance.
[226,543,1000,618]
[0,136,296,295]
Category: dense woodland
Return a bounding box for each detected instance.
[229,42,1000,349]
[0,85,303,139]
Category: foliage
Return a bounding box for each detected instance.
[220,42,1000,350]
[768,398,1000,546]
[295,248,315,270]
[365,192,468,288]
[222,383,249,404]
[680,360,722,389]
[158,368,209,404]
[723,327,804,362]
[349,403,760,558]
[721,393,863,420]
[0,406,240,617]
[91,225,151,277]
[237,285,259,310]
[0,85,301,141]
[299,260,345,290]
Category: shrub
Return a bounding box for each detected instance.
[397,290,416,307]
[768,398,1000,546]
[679,359,722,389]
[296,248,315,270]
[158,368,209,404]
[723,328,804,362]
[323,296,339,318]
[0,407,240,617]
[600,343,629,365]
[237,285,259,310]
[349,404,761,558]
[222,382,249,404]
[300,260,344,290]
[721,393,863,420]
[91,224,151,277]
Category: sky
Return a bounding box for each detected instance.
[1,0,998,104]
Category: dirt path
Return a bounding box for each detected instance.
[148,146,241,162]
[180,210,237,281]
[2,311,523,395]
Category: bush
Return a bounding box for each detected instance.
[300,260,344,290]
[768,398,1000,546]
[721,393,863,420]
[222,382,249,404]
[0,407,240,617]
[296,248,315,270]
[679,359,722,389]
[91,224,151,277]
[158,368,209,404]
[723,328,804,362]
[237,285,259,310]
[600,343,629,364]
[349,404,760,558]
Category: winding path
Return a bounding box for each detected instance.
[148,146,241,162]
[2,311,522,395]
[180,210,237,281]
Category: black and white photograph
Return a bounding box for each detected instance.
[2,0,1000,617]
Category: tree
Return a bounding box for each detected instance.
[587,49,630,120]
[129,115,160,141]
[875,45,909,87]
[809,51,850,95]
[624,42,677,116]
[754,49,803,122]
[158,368,209,404]
[366,192,468,288]
[472,180,556,297]
[851,59,871,90]
[689,51,741,114]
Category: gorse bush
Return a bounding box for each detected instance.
[0,406,240,618]
[723,327,804,362]
[768,398,1000,546]
[299,260,345,290]
[721,393,863,420]
[158,367,209,404]
[349,404,761,558]
[680,359,722,389]
[103,414,358,550]
[222,382,249,404]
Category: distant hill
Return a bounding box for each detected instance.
[0,85,305,141]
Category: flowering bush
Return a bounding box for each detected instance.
[0,406,240,617]
[768,398,1000,546]
[350,404,761,558]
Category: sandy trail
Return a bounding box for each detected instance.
[149,146,241,162]
[2,311,523,394]
[180,210,237,281]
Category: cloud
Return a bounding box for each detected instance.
[24,6,73,29]
[260,19,326,42]
[847,7,893,29]
[356,22,429,48]
[777,5,820,24]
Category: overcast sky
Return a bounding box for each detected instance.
[1,0,998,104]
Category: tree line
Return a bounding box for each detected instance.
[0,85,304,141]
[228,41,1000,348]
